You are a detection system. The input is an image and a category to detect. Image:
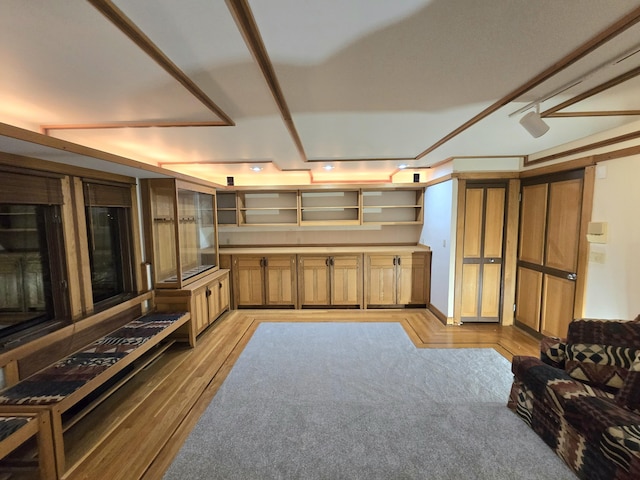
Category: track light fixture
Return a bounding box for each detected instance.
[519,104,550,138]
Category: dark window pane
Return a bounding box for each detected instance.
[86,206,134,305]
[0,204,66,341]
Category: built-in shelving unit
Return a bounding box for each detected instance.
[216,186,424,228]
[300,190,360,225]
[238,191,298,226]
[362,189,424,224]
[216,192,237,226]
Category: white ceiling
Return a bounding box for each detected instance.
[1,0,640,185]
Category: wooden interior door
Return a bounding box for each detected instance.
[516,171,584,337]
[459,184,506,322]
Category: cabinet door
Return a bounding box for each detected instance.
[191,287,209,336]
[207,282,221,324]
[397,253,429,306]
[218,273,230,312]
[234,256,265,306]
[264,255,296,306]
[331,255,362,306]
[366,255,397,305]
[298,256,330,306]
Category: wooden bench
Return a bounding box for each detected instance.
[0,311,190,478]
[0,413,55,479]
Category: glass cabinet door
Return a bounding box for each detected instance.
[178,189,217,282]
[150,185,178,285]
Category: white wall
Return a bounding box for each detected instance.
[422,179,455,317]
[584,156,640,320]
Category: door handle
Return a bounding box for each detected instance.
[567,273,577,281]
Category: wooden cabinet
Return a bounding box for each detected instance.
[298,255,363,307]
[155,269,230,345]
[232,255,297,308]
[366,252,430,307]
[141,179,219,289]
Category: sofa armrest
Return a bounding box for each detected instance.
[540,335,567,369]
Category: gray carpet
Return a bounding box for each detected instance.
[163,322,576,479]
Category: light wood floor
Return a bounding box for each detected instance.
[59,309,539,480]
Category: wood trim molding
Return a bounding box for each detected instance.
[546,110,640,117]
[542,64,640,117]
[592,144,640,162]
[0,151,132,184]
[452,172,520,180]
[87,0,234,125]
[415,5,640,159]
[525,129,640,166]
[453,178,466,325]
[427,303,447,325]
[521,157,595,178]
[424,174,453,188]
[226,0,307,161]
[41,121,228,135]
[574,166,595,320]
[501,178,520,326]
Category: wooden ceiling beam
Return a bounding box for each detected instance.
[87,0,234,126]
[542,64,640,116]
[415,5,640,160]
[226,0,307,161]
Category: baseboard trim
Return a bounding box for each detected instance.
[428,303,447,325]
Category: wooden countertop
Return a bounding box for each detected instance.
[219,244,431,255]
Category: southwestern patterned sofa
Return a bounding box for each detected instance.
[508,317,640,480]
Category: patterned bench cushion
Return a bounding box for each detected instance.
[0,312,187,406]
[0,416,31,442]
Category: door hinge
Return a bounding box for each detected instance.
[513,303,516,312]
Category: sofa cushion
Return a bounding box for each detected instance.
[615,356,640,414]
[540,336,566,369]
[600,424,640,473]
[511,356,612,414]
[567,319,640,350]
[564,396,640,442]
[565,343,638,393]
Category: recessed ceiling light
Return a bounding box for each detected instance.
[249,166,263,172]
[398,163,409,170]
[323,164,334,171]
